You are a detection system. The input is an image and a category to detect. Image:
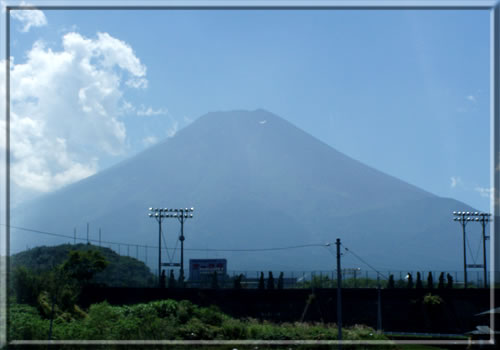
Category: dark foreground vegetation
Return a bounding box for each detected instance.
[9,245,392,345]
[6,245,485,349]
[9,298,390,343]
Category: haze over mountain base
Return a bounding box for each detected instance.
[11,109,479,274]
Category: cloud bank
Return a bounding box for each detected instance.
[4,32,149,193]
[10,2,48,32]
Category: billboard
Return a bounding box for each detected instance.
[189,259,227,281]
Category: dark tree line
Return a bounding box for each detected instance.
[386,272,454,289]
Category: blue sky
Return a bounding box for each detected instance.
[7,7,492,212]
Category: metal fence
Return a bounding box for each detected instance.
[153,269,489,289]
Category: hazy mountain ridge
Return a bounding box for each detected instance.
[11,109,475,272]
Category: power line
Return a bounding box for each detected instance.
[5,224,328,253]
[340,243,388,280]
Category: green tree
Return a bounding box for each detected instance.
[267,272,275,290]
[168,270,176,288]
[438,272,445,289]
[61,250,108,286]
[211,271,219,289]
[407,273,413,289]
[446,273,453,289]
[177,270,185,288]
[159,270,166,288]
[258,272,265,290]
[233,274,242,289]
[427,272,434,289]
[277,272,284,290]
[415,272,423,289]
[387,274,395,289]
[12,266,41,305]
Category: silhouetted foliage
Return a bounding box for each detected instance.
[387,275,395,289]
[407,273,413,289]
[233,274,243,289]
[160,270,166,288]
[178,270,185,288]
[446,273,454,289]
[427,272,434,289]
[267,272,275,290]
[211,271,219,289]
[438,272,445,289]
[277,272,284,290]
[168,270,176,288]
[258,272,265,290]
[415,272,423,289]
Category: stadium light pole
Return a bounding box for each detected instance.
[163,208,194,283]
[453,211,474,288]
[148,207,169,286]
[475,213,491,288]
[167,208,194,284]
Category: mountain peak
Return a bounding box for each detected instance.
[12,109,469,272]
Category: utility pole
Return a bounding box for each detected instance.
[454,211,492,288]
[336,238,342,346]
[453,212,471,288]
[377,274,382,332]
[477,213,491,288]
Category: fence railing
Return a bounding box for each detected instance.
[154,269,489,289]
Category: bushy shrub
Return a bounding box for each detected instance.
[195,305,225,326]
[9,304,50,340]
[9,298,393,342]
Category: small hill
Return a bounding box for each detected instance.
[10,243,156,287]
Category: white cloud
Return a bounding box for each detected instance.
[167,120,179,138]
[259,120,267,124]
[466,95,476,103]
[475,186,493,199]
[450,176,463,188]
[142,136,158,147]
[137,105,168,116]
[4,31,149,194]
[10,2,47,33]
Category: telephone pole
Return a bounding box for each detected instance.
[336,238,342,346]
[454,211,491,288]
[477,213,491,287]
[453,212,472,288]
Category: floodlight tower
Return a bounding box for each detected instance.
[453,211,474,288]
[164,208,194,281]
[148,207,169,286]
[475,213,491,287]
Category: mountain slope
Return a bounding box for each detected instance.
[11,109,476,272]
